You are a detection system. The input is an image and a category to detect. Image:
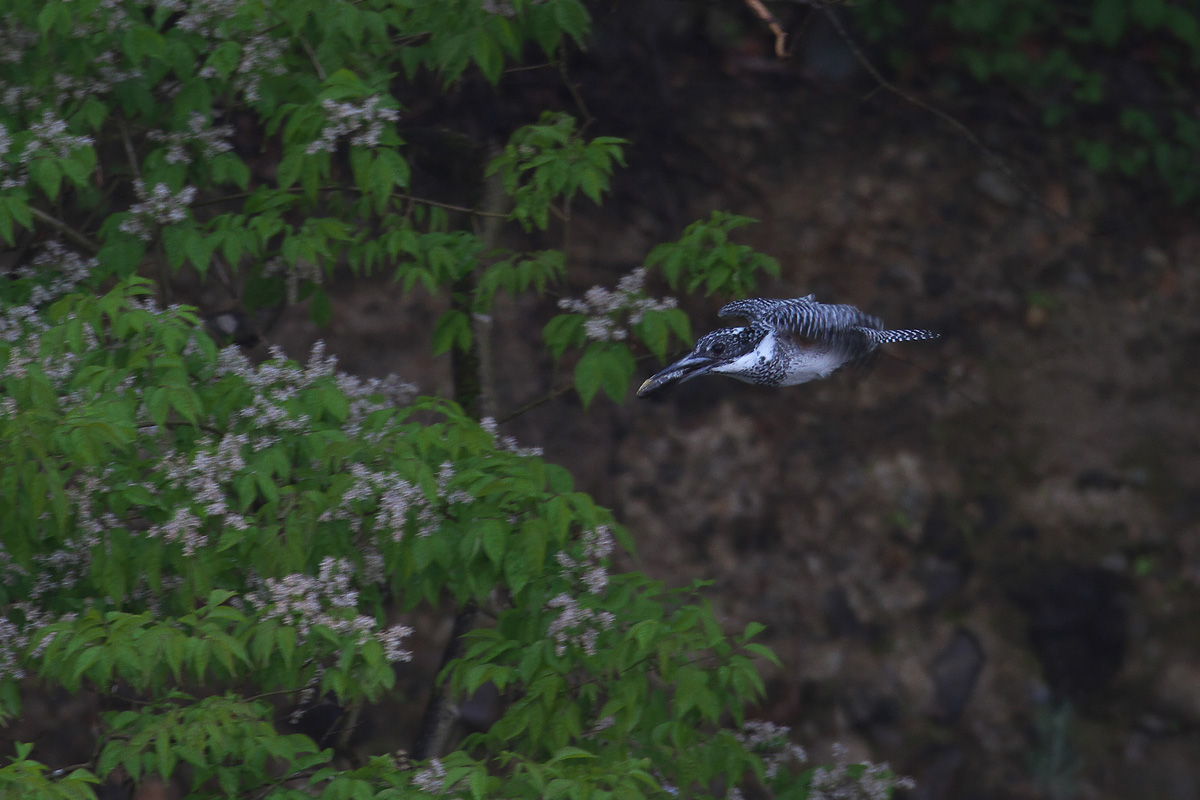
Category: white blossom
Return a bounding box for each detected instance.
[263,256,322,304]
[545,592,615,657]
[0,113,94,190]
[119,181,198,240]
[412,758,448,793]
[807,743,915,800]
[479,416,543,458]
[147,111,233,165]
[735,720,807,779]
[233,34,288,101]
[305,95,400,154]
[250,557,412,663]
[558,268,677,342]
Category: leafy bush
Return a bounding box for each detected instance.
[853,0,1200,203]
[0,270,782,797]
[0,0,911,798]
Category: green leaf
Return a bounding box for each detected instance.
[1166,6,1200,47]
[79,96,109,130]
[145,387,169,429]
[575,342,636,406]
[432,309,472,355]
[1093,0,1127,45]
[662,308,692,343]
[521,517,548,570]
[155,730,175,778]
[553,0,592,43]
[29,159,63,200]
[206,41,242,79]
[529,5,563,56]
[97,237,147,279]
[310,286,333,327]
[1077,138,1111,172]
[1130,0,1166,28]
[161,226,189,271]
[573,342,606,407]
[0,199,15,246]
[504,548,532,596]
[743,643,780,665]
[543,314,585,359]
[579,169,605,204]
[634,312,668,360]
[479,519,507,567]
[599,344,635,403]
[37,2,70,34]
[60,152,95,187]
[277,151,303,189]
[673,667,706,717]
[474,34,504,84]
[742,621,766,641]
[123,26,166,63]
[184,230,214,275]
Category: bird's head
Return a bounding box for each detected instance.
[636,327,765,398]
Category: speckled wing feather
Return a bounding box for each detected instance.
[718,296,891,365]
[718,296,885,338]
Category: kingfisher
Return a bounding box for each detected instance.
[636,295,938,397]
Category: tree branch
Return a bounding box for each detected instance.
[496,380,575,424]
[413,149,511,762]
[29,208,100,253]
[497,352,659,424]
[822,6,1082,230]
[192,185,508,219]
[744,0,789,58]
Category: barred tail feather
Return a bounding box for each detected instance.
[870,328,940,345]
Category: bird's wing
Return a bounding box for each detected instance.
[718,297,882,339]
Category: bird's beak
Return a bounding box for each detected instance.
[636,353,718,398]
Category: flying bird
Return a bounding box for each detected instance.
[636,295,938,397]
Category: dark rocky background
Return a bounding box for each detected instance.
[261,4,1200,798]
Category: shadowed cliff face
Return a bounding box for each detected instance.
[269,8,1200,798]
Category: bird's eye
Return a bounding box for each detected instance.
[710,342,726,356]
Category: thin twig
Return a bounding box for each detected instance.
[29,208,100,253]
[822,7,1083,230]
[116,118,142,185]
[412,604,479,759]
[333,701,362,751]
[117,118,173,303]
[496,381,576,424]
[558,50,593,128]
[298,36,327,81]
[503,61,558,74]
[744,0,789,58]
[474,147,511,421]
[192,186,508,218]
[497,352,660,424]
[207,252,239,299]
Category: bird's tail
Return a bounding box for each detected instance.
[868,328,940,345]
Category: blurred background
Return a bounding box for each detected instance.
[265,2,1200,797]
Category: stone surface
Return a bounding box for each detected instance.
[930,627,985,722]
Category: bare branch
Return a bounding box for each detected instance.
[29,208,99,253]
[744,0,789,58]
[822,7,1082,230]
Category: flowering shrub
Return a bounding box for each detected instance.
[0,1,910,798]
[0,270,767,797]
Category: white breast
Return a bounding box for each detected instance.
[777,339,849,386]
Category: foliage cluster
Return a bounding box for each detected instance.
[0,267,808,798]
[0,0,914,799]
[854,0,1200,203]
